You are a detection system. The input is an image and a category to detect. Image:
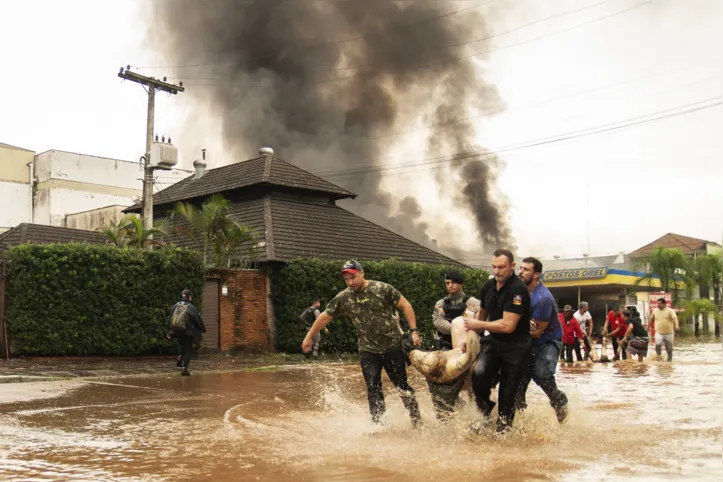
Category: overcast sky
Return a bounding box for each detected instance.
[0,0,720,259]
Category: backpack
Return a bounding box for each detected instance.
[171,303,191,334]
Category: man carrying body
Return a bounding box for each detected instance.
[302,260,422,427]
[650,297,679,361]
[167,289,206,376]
[299,298,329,359]
[573,302,594,360]
[428,271,481,420]
[603,306,627,361]
[515,257,569,424]
[464,249,531,434]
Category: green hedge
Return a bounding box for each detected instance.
[270,258,489,353]
[5,243,205,356]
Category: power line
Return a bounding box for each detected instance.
[315,97,721,182]
[313,95,720,178]
[134,1,494,70]
[366,57,720,141]
[166,0,651,88]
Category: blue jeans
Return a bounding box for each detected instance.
[515,341,568,411]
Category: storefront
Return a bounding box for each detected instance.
[542,267,663,334]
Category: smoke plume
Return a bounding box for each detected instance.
[147,0,516,252]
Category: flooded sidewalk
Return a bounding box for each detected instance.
[0,353,357,383]
[0,343,720,481]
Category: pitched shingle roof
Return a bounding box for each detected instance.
[126,155,355,212]
[0,224,107,251]
[267,196,464,266]
[629,233,714,258]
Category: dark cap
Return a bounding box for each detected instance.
[341,260,363,275]
[181,289,192,299]
[445,271,464,284]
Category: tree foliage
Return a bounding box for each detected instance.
[4,243,204,356]
[171,194,259,268]
[100,215,168,248]
[270,258,488,353]
[634,247,693,304]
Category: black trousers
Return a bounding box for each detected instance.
[359,347,421,425]
[177,335,195,369]
[611,336,627,360]
[471,338,531,432]
[426,372,468,421]
[561,340,583,362]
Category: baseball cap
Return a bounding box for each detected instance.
[341,260,363,275]
[563,304,572,311]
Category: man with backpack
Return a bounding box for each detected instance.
[167,289,206,376]
[299,298,329,359]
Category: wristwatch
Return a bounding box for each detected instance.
[410,328,419,333]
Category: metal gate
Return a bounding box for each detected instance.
[202,280,220,350]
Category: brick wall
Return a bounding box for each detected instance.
[207,268,273,352]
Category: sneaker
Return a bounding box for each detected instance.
[555,403,570,424]
[181,367,190,376]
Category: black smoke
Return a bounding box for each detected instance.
[146,0,516,252]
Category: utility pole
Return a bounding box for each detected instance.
[118,66,184,250]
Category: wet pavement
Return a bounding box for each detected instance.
[0,342,720,481]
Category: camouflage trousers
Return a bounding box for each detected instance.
[426,371,469,421]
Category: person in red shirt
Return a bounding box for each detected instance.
[603,306,627,361]
[559,305,584,363]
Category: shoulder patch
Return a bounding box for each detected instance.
[512,294,523,306]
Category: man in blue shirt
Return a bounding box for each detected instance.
[514,257,569,423]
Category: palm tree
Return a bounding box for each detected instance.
[171,194,259,268]
[681,298,721,337]
[99,215,167,249]
[211,221,259,268]
[689,254,723,336]
[634,247,694,305]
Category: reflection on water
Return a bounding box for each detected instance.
[0,343,720,481]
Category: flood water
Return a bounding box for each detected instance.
[0,342,721,481]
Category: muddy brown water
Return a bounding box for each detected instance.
[0,343,720,481]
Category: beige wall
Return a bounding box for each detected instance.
[65,205,131,231]
[0,144,34,184]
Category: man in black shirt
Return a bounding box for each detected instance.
[464,249,531,433]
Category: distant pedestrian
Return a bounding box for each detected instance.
[603,306,627,361]
[650,297,679,361]
[299,298,329,359]
[167,289,206,376]
[573,302,594,360]
[302,260,422,427]
[560,305,584,363]
[623,309,649,362]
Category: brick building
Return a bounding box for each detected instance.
[125,147,466,352]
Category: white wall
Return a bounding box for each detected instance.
[33,150,191,227]
[34,150,191,187]
[0,180,31,229]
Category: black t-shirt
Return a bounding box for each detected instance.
[627,317,647,337]
[479,274,531,343]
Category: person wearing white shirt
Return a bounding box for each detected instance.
[573,302,594,361]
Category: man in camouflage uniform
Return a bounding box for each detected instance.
[428,271,481,420]
[302,260,422,427]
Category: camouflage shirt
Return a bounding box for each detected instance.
[324,280,404,354]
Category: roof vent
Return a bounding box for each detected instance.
[259,147,274,157]
[193,149,207,180]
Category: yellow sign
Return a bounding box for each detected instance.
[542,267,608,282]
